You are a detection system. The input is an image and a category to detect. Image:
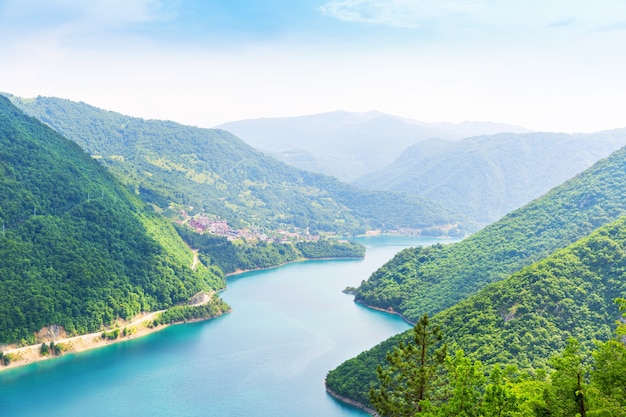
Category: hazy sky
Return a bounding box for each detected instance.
[1,0,625,132]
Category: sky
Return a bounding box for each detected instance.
[1,0,626,132]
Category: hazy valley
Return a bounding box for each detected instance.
[217,111,530,182]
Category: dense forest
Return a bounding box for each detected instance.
[5,91,626,416]
[153,294,231,326]
[330,307,626,416]
[354,144,626,322]
[327,215,626,412]
[175,225,365,274]
[0,96,226,345]
[7,95,468,236]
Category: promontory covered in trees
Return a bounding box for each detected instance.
[327,142,626,414]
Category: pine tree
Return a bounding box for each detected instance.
[370,314,447,416]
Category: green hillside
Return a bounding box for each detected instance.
[7,95,467,236]
[353,145,626,321]
[353,131,626,226]
[175,225,364,274]
[0,96,225,345]
[327,215,626,407]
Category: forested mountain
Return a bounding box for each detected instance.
[326,215,626,408]
[175,225,365,274]
[353,144,626,322]
[0,96,225,345]
[8,95,467,236]
[353,131,626,225]
[217,111,529,182]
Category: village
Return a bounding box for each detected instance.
[181,211,321,244]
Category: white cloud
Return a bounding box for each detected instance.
[319,0,485,28]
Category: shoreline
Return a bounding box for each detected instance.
[0,255,363,373]
[322,300,414,414]
[325,384,378,416]
[353,300,415,326]
[0,300,230,373]
[225,255,364,277]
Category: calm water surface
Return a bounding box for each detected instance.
[0,236,446,416]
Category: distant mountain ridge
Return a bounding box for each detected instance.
[353,130,626,225]
[8,95,468,235]
[217,111,530,182]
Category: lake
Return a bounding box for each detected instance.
[0,236,445,416]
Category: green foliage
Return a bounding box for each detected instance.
[333,306,626,416]
[439,350,485,417]
[50,341,64,356]
[616,297,626,337]
[153,295,230,325]
[541,338,589,417]
[294,240,365,259]
[175,225,364,274]
[0,96,225,344]
[355,144,626,322]
[101,329,121,340]
[590,339,626,413]
[8,95,468,235]
[433,217,626,368]
[328,216,626,409]
[370,314,448,416]
[1,352,14,366]
[482,365,519,417]
[351,322,518,417]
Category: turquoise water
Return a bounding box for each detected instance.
[0,236,444,416]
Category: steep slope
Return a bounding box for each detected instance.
[217,111,529,181]
[8,95,467,235]
[0,96,224,345]
[327,215,626,407]
[354,145,626,322]
[353,131,626,225]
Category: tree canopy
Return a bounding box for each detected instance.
[336,302,626,416]
[0,96,225,345]
[327,215,626,410]
[354,144,626,322]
